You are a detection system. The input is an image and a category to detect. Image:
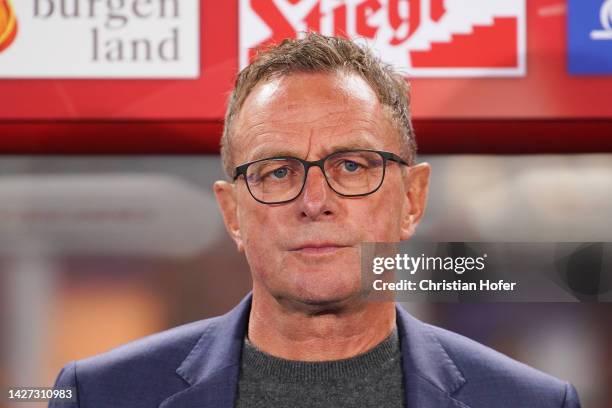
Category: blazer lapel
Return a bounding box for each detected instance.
[396,305,471,408]
[159,293,253,408]
[160,294,471,408]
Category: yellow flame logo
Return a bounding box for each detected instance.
[0,0,18,53]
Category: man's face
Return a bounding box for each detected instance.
[215,71,429,308]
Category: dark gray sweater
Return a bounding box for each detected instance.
[234,328,405,408]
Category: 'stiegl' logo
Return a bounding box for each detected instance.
[239,0,526,78]
[0,0,17,53]
[591,0,612,40]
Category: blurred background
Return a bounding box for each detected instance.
[1,1,612,407]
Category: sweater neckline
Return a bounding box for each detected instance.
[240,327,401,382]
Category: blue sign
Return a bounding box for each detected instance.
[568,0,612,75]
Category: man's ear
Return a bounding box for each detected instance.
[213,180,244,252]
[399,163,431,241]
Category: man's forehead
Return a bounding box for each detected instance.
[245,71,378,108]
[236,116,393,164]
[231,71,397,163]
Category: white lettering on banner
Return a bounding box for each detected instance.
[591,0,612,40]
[239,0,526,77]
[0,0,199,78]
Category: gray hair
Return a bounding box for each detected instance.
[221,33,417,178]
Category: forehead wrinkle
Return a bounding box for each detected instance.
[236,110,370,160]
[243,108,382,139]
[245,132,383,164]
[237,104,347,139]
[238,114,391,165]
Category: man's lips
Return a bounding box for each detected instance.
[289,243,351,254]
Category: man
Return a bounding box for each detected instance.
[51,34,581,408]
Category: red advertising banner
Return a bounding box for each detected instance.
[0,0,611,154]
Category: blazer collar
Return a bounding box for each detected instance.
[160,292,469,408]
[396,305,469,407]
[159,293,250,408]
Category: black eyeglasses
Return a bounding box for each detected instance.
[233,149,409,204]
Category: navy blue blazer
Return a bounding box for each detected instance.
[51,292,581,408]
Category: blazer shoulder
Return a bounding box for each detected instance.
[425,323,579,407]
[76,315,222,376]
[51,315,224,408]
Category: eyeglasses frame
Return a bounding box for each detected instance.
[233,149,410,205]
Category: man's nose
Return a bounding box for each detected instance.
[299,166,334,220]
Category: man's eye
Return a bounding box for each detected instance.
[261,166,291,180]
[342,160,362,172]
[272,167,288,178]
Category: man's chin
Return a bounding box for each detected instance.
[281,287,363,314]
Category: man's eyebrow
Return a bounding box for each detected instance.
[329,143,377,153]
[249,148,300,162]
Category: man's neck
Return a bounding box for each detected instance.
[247,286,397,361]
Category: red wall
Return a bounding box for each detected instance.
[1,1,611,154]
